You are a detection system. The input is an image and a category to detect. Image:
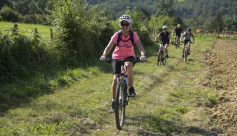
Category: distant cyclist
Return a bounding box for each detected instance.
[172,24,183,45]
[100,14,146,112]
[180,28,195,58]
[154,26,171,59]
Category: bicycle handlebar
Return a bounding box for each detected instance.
[105,57,140,63]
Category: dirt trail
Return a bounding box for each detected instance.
[204,39,237,135]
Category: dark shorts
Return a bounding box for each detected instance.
[175,34,181,38]
[111,56,135,75]
[161,41,169,45]
[183,40,191,45]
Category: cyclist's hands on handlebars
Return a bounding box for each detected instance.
[140,55,146,61]
[100,55,106,61]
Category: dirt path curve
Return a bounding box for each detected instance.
[205,39,237,135]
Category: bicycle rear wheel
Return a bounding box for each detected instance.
[115,80,126,130]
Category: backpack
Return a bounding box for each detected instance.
[116,30,135,46]
[183,32,193,36]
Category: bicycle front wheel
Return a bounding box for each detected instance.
[184,48,188,63]
[177,40,180,48]
[115,80,126,130]
[175,38,178,49]
[157,51,161,66]
[163,51,166,65]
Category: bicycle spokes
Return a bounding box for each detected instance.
[115,81,126,130]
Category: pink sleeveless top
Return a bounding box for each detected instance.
[111,31,139,60]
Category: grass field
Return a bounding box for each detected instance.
[0,21,51,40]
[0,33,225,135]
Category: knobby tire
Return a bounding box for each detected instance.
[157,50,161,66]
[115,80,126,130]
[163,51,166,65]
[175,38,178,49]
[184,48,188,63]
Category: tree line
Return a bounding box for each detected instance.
[1,0,237,31]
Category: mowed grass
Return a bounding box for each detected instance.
[0,21,52,40]
[0,34,219,135]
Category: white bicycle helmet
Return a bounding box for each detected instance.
[119,14,132,28]
[162,26,168,29]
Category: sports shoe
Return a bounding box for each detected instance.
[128,87,136,97]
[166,54,169,59]
[182,54,184,58]
[110,101,115,112]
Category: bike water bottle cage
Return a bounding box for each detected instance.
[117,30,135,46]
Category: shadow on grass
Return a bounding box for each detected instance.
[0,44,159,115]
[0,59,110,115]
[124,116,217,136]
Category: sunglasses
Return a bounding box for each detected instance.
[121,23,130,27]
[163,29,167,30]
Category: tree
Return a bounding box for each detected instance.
[173,16,186,28]
[0,0,12,9]
[154,0,175,17]
[211,10,224,33]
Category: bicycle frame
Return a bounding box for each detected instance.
[117,65,127,84]
[182,41,192,63]
[105,57,140,130]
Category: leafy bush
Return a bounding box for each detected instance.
[23,14,52,25]
[51,0,114,65]
[0,28,49,82]
[0,6,23,22]
[149,15,175,32]
[148,15,175,39]
[125,7,153,46]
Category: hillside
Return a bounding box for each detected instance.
[86,0,237,19]
[173,0,237,18]
[1,0,236,20]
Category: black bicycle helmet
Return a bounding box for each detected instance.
[187,28,191,31]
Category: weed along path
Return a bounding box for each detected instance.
[1,35,236,135]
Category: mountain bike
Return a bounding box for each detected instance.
[172,34,180,48]
[105,57,140,130]
[183,41,192,63]
[156,42,166,66]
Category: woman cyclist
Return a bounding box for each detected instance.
[100,14,146,112]
[180,28,195,58]
[154,26,171,59]
[172,24,183,45]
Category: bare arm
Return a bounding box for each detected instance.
[135,39,145,56]
[172,28,175,35]
[192,35,195,43]
[168,34,172,43]
[180,35,184,42]
[102,40,116,56]
[154,33,161,41]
